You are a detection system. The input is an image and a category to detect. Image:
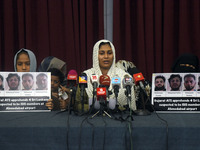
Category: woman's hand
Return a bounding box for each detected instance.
[59,98,70,110]
[52,92,59,98]
[45,99,54,110]
[60,85,70,94]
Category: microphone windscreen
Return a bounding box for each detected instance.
[123,74,133,88]
[111,76,121,88]
[79,73,87,84]
[96,87,107,101]
[91,74,98,83]
[99,75,111,87]
[67,70,78,80]
[133,72,145,85]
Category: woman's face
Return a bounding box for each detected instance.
[98,44,114,71]
[16,53,30,72]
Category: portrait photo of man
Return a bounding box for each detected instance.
[198,76,200,91]
[22,73,34,90]
[36,73,48,90]
[183,74,196,91]
[0,74,4,90]
[168,74,182,91]
[154,75,166,91]
[6,73,20,90]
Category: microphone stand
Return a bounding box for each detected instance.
[89,87,96,114]
[134,87,151,116]
[124,86,131,111]
[80,86,85,113]
[91,97,111,118]
[113,86,120,112]
[69,86,76,114]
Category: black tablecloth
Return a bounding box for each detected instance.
[0,111,200,150]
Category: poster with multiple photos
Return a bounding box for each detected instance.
[0,72,51,112]
[152,73,200,113]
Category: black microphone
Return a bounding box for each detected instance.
[132,68,151,116]
[67,69,78,88]
[79,73,88,113]
[122,74,133,100]
[67,69,78,113]
[90,74,98,95]
[79,73,88,96]
[111,75,121,99]
[132,68,145,90]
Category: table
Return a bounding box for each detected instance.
[0,111,200,150]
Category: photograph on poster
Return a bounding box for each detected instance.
[0,72,51,112]
[152,73,200,113]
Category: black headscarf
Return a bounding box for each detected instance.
[171,53,200,73]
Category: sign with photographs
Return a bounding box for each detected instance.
[152,73,200,113]
[0,72,51,112]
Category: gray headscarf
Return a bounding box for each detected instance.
[37,56,67,75]
[14,48,37,72]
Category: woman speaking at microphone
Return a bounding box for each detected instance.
[75,39,137,113]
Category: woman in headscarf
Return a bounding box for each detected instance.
[171,53,200,73]
[38,56,67,76]
[76,39,137,112]
[14,48,37,72]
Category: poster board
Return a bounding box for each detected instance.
[151,73,200,113]
[0,72,51,112]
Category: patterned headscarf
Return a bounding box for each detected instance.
[84,39,136,110]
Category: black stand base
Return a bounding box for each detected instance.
[91,110,112,118]
[134,109,151,116]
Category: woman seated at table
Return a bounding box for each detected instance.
[75,39,137,113]
[14,48,37,72]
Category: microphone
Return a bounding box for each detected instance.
[133,72,145,90]
[90,74,98,91]
[79,73,88,113]
[67,69,77,113]
[79,73,88,95]
[99,75,111,98]
[122,74,133,100]
[99,75,110,89]
[67,69,78,88]
[132,68,151,116]
[132,68,148,95]
[96,87,107,103]
[132,67,145,89]
[111,75,121,99]
[79,73,87,89]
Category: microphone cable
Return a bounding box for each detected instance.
[53,100,72,150]
[145,92,169,150]
[109,108,134,150]
[101,115,107,150]
[128,109,133,150]
[78,116,87,150]
[67,98,73,150]
[150,104,169,150]
[78,112,95,150]
[135,79,168,150]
